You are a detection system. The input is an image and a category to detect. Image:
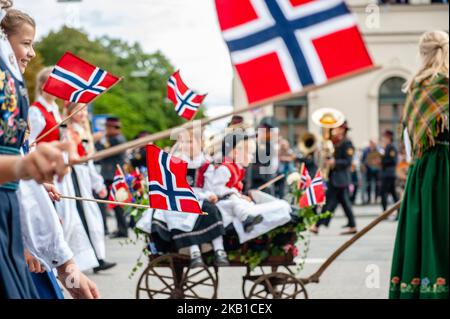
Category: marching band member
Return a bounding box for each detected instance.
[203,132,292,244]
[67,102,117,273]
[389,30,449,299]
[28,67,99,272]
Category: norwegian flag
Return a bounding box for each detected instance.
[109,168,133,204]
[146,144,202,214]
[167,70,206,120]
[43,52,120,103]
[299,171,325,208]
[298,163,312,190]
[215,0,374,104]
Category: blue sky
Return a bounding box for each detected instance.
[16,0,235,125]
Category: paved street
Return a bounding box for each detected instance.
[84,204,398,299]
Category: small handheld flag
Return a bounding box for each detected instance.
[109,167,133,205]
[298,163,312,191]
[146,144,202,214]
[299,171,326,208]
[43,52,120,103]
[167,70,207,120]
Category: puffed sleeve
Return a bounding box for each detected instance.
[209,165,239,197]
[18,180,73,270]
[88,160,105,193]
[28,106,46,144]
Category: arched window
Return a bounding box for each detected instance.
[274,96,308,147]
[378,77,407,144]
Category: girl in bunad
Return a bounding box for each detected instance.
[28,67,99,272]
[66,102,116,273]
[137,128,229,268]
[389,31,449,299]
[203,132,292,244]
[0,1,97,299]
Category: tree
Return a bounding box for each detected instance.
[32,27,204,142]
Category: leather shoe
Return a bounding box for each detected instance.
[93,260,117,273]
[109,231,128,239]
[214,250,230,267]
[190,252,205,268]
[243,214,264,233]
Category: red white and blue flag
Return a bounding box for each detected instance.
[109,168,133,205]
[43,52,120,103]
[167,70,206,121]
[298,163,311,190]
[146,144,202,214]
[214,0,374,104]
[299,171,325,208]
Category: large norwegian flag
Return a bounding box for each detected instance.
[299,171,325,208]
[167,70,207,120]
[146,144,203,214]
[43,52,120,103]
[215,0,374,104]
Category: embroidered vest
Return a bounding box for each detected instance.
[221,160,245,193]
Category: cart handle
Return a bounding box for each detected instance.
[305,200,402,284]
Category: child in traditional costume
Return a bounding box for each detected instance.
[203,132,292,244]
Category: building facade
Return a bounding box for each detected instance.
[232,0,449,150]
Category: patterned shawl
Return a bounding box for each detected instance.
[403,73,449,159]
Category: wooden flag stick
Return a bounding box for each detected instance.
[256,174,286,191]
[73,65,381,165]
[59,195,208,216]
[60,194,150,209]
[31,77,123,147]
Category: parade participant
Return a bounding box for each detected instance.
[390,30,449,299]
[310,121,358,235]
[361,139,382,204]
[139,129,229,268]
[67,102,117,273]
[204,132,292,244]
[380,130,399,213]
[0,1,89,299]
[28,67,99,272]
[95,116,129,238]
[249,117,279,195]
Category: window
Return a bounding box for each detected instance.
[273,96,308,147]
[378,77,407,144]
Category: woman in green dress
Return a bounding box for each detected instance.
[389,30,449,299]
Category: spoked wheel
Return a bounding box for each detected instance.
[247,272,308,299]
[136,254,218,299]
[136,254,186,299]
[181,265,218,299]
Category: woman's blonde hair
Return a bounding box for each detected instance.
[404,30,449,92]
[35,66,53,98]
[1,1,35,37]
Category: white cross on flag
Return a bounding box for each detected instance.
[215,0,374,105]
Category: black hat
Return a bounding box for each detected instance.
[339,120,350,131]
[106,116,121,127]
[258,116,278,129]
[228,115,244,127]
[222,132,249,157]
[383,130,394,138]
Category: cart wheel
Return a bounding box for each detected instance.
[180,265,218,299]
[135,254,186,299]
[247,272,308,299]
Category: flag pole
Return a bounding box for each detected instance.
[60,194,150,209]
[256,174,286,191]
[30,77,123,147]
[72,65,381,165]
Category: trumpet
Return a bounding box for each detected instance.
[311,108,346,181]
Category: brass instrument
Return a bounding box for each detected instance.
[298,132,318,157]
[311,108,346,181]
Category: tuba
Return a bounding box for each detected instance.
[312,108,346,181]
[298,132,318,157]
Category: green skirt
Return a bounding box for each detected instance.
[389,144,449,299]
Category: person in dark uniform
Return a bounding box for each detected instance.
[249,117,279,195]
[311,121,358,235]
[95,117,129,238]
[129,131,149,170]
[380,130,399,213]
